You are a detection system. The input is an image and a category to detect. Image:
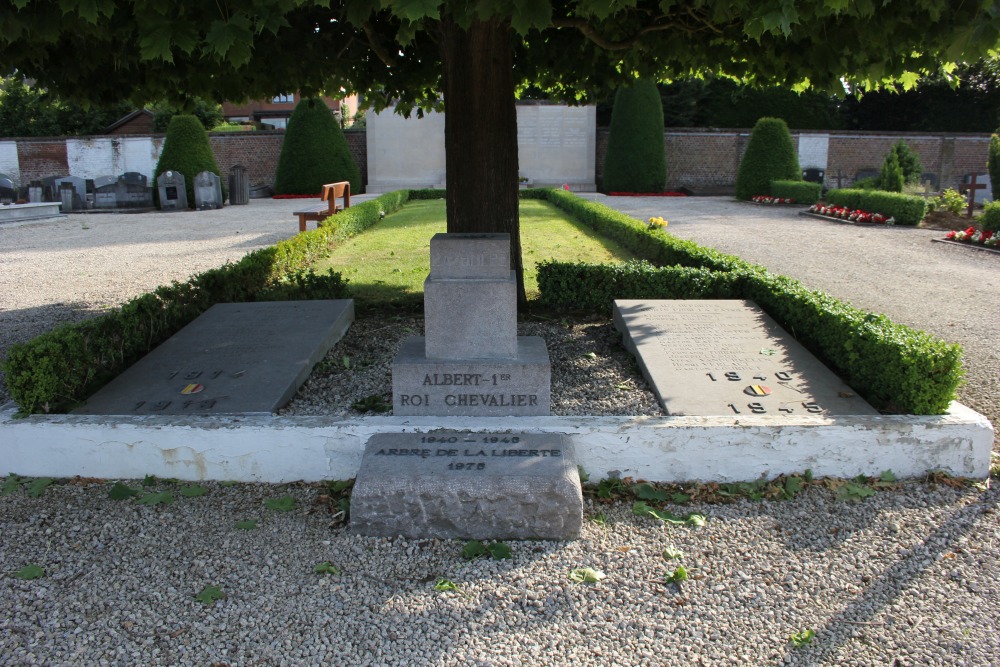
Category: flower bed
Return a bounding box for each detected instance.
[751,195,795,204]
[945,226,998,248]
[808,204,895,225]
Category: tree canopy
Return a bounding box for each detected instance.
[2,1,998,112]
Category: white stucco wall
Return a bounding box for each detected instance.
[0,141,21,185]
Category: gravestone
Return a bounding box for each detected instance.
[119,172,153,208]
[0,173,14,203]
[28,180,45,203]
[193,171,224,210]
[613,300,877,416]
[40,175,63,202]
[802,168,825,184]
[54,176,86,211]
[392,233,551,416]
[351,431,583,539]
[73,300,354,415]
[93,175,118,208]
[157,171,188,211]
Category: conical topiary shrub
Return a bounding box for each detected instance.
[602,79,666,193]
[274,97,361,195]
[153,114,224,208]
[734,117,801,200]
[878,149,904,192]
[988,134,1000,201]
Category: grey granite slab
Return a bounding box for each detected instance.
[351,431,582,539]
[613,299,877,416]
[393,336,550,416]
[429,232,510,279]
[73,300,353,416]
[423,272,518,359]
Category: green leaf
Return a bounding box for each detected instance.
[342,355,351,369]
[235,520,258,530]
[577,466,590,483]
[141,474,158,487]
[568,567,606,584]
[195,585,225,605]
[108,482,140,500]
[509,0,553,35]
[663,546,684,560]
[784,476,805,497]
[2,473,22,496]
[15,564,45,580]
[26,478,54,497]
[434,578,459,592]
[634,483,670,502]
[667,565,688,583]
[591,512,607,526]
[461,540,488,560]
[633,501,706,526]
[671,492,692,504]
[686,514,707,527]
[790,629,815,647]
[879,470,897,483]
[486,542,512,560]
[392,0,442,22]
[265,495,296,512]
[136,492,174,506]
[836,482,875,502]
[219,481,238,487]
[314,562,341,575]
[179,484,207,497]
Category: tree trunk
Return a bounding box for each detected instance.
[439,16,525,305]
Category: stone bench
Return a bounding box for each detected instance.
[292,181,350,232]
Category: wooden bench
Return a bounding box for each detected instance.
[292,181,350,232]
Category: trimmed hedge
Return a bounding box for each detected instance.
[981,200,1000,232]
[532,190,962,415]
[3,191,408,414]
[273,98,361,195]
[735,117,801,201]
[771,180,821,204]
[153,114,225,207]
[824,189,928,226]
[989,134,1000,202]
[603,79,667,193]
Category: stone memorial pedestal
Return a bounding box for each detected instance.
[351,431,583,539]
[392,233,550,416]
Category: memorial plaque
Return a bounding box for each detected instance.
[73,300,353,415]
[613,300,877,416]
[351,431,583,539]
[193,170,224,210]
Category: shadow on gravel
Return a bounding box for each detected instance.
[777,488,999,665]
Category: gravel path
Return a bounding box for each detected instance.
[1,195,998,666]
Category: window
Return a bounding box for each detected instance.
[272,94,294,104]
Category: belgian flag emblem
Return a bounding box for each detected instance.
[180,383,205,395]
[744,385,772,397]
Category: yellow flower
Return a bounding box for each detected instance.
[647,216,668,229]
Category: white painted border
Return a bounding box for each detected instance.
[1,402,991,483]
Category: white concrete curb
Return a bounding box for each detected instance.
[1,402,992,483]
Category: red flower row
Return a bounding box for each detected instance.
[752,195,795,204]
[809,204,893,225]
[945,227,998,247]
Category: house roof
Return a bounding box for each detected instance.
[103,108,155,133]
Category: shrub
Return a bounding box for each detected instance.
[877,149,904,192]
[735,117,801,200]
[153,114,225,207]
[602,79,667,193]
[533,190,961,414]
[2,191,408,414]
[851,176,880,190]
[988,134,1000,201]
[771,180,821,204]
[929,188,967,215]
[980,200,1000,232]
[274,97,361,195]
[824,188,928,226]
[890,140,923,185]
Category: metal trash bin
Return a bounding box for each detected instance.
[229,164,249,205]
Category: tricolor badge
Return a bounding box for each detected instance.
[744,385,772,397]
[180,383,205,395]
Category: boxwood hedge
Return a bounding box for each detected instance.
[3,191,408,414]
[824,188,928,226]
[532,189,962,415]
[771,180,822,205]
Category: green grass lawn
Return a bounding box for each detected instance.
[312,199,639,303]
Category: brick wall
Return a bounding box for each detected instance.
[597,128,990,193]
[16,140,69,183]
[6,128,990,195]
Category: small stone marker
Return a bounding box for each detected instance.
[351,431,583,539]
[73,300,353,415]
[393,233,551,416]
[193,171,224,210]
[54,175,86,211]
[157,171,188,211]
[613,299,877,416]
